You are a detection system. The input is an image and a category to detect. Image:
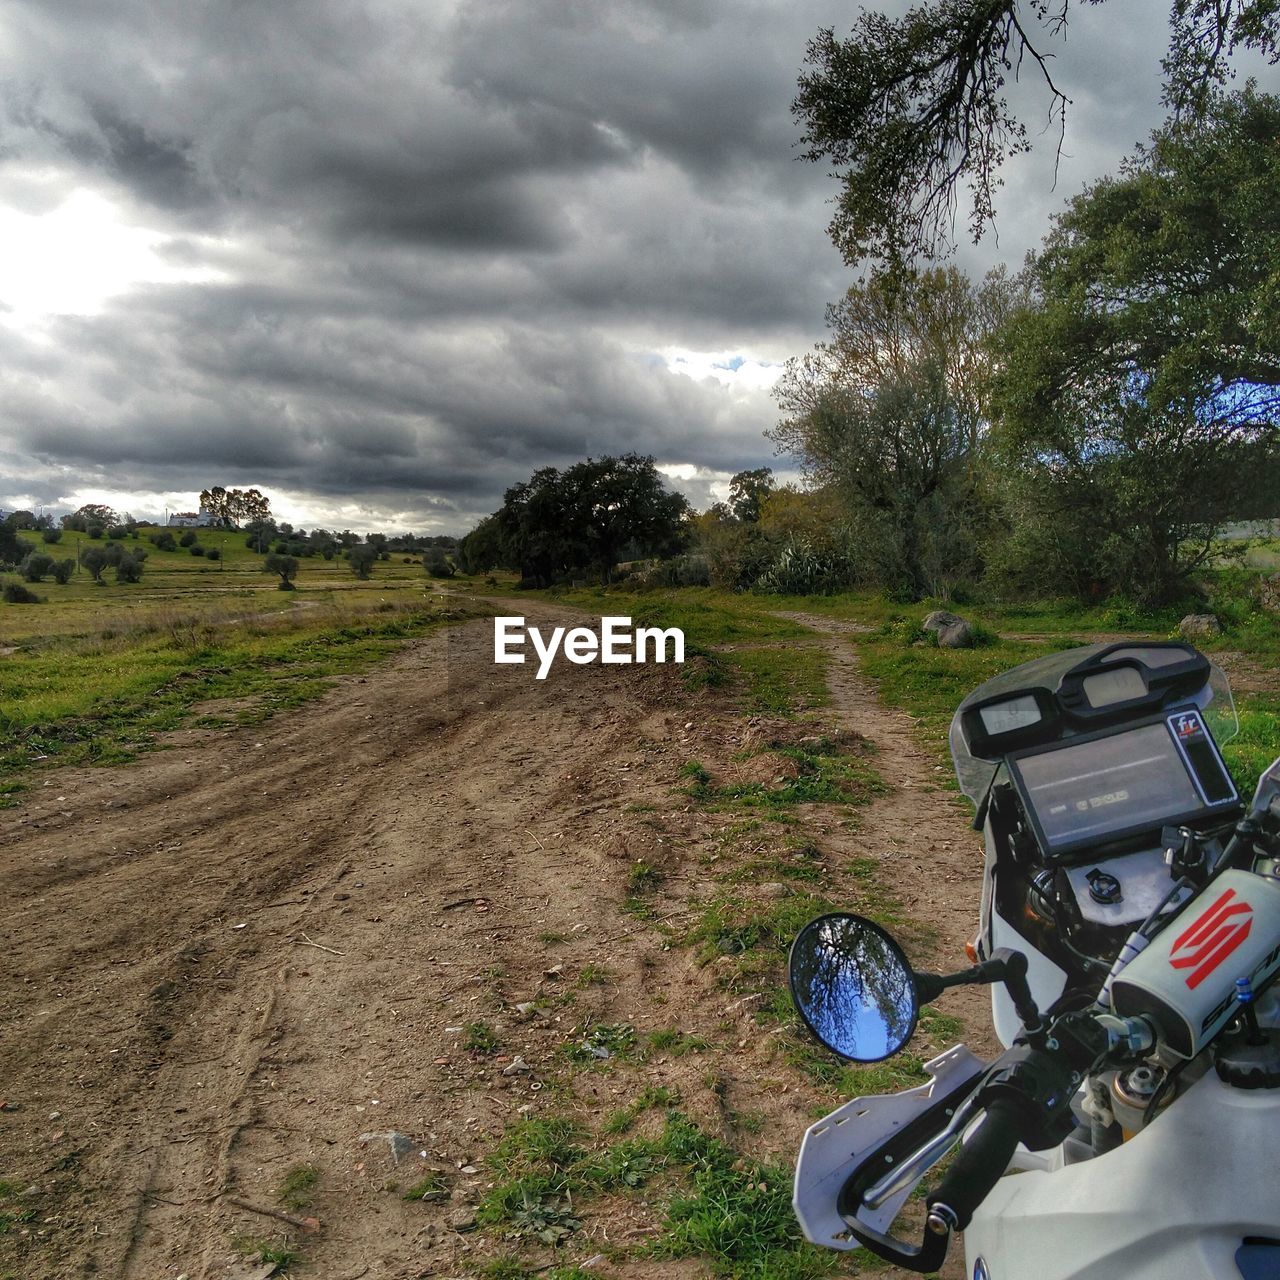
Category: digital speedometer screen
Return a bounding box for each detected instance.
[1082,666,1148,707]
[977,694,1042,736]
[1012,723,1202,851]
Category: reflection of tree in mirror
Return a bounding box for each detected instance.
[791,916,915,1061]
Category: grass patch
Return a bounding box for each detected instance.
[475,1108,852,1279]
[647,1028,710,1056]
[277,1162,320,1212]
[403,1172,449,1202]
[602,1085,681,1135]
[687,743,883,814]
[561,1021,637,1065]
[231,1234,302,1268]
[464,1021,501,1055]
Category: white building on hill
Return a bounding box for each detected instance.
[168,506,217,528]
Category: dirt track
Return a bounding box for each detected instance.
[0,602,987,1280]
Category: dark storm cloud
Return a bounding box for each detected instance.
[0,0,1191,530]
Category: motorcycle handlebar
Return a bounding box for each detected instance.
[926,1097,1024,1232]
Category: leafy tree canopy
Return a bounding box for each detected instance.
[200,486,272,527]
[990,87,1280,602]
[728,468,776,523]
[489,454,691,586]
[795,0,1279,264]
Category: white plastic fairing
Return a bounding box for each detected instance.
[964,1068,1280,1280]
[792,1045,985,1250]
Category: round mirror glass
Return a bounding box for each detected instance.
[788,913,919,1062]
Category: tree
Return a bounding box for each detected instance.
[80,546,109,584]
[264,553,299,589]
[347,544,378,579]
[4,510,36,529]
[794,1,1279,265]
[457,514,505,575]
[149,530,178,552]
[200,486,272,527]
[41,528,62,545]
[115,553,145,584]
[771,266,1020,597]
[20,553,55,583]
[63,503,119,533]
[728,468,776,523]
[990,87,1280,602]
[51,559,75,584]
[494,454,691,586]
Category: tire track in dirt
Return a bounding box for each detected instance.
[771,611,998,1054]
[2,600,997,1280]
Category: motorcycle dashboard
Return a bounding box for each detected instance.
[958,643,1214,762]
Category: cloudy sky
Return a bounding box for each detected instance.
[0,0,1190,533]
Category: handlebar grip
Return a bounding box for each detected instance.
[927,1097,1024,1231]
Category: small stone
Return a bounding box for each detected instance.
[758,882,788,899]
[48,1111,61,1121]
[502,1056,531,1076]
[449,1207,477,1232]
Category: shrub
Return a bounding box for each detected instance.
[107,526,128,540]
[115,553,145,583]
[189,544,205,556]
[205,546,221,561]
[80,546,109,582]
[179,530,198,548]
[19,552,55,583]
[87,525,104,539]
[149,531,178,552]
[41,528,62,545]
[3,581,42,603]
[424,550,456,579]
[51,559,75,584]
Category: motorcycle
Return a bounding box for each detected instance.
[788,641,1280,1279]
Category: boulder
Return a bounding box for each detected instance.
[922,610,964,633]
[936,619,974,649]
[1178,614,1223,642]
[1257,573,1280,615]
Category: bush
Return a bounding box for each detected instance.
[87,525,104,539]
[41,528,62,545]
[108,526,128,540]
[179,530,198,548]
[19,552,55,583]
[189,544,205,556]
[51,559,75,584]
[205,546,221,561]
[149,531,178,552]
[3,581,42,603]
[424,550,456,579]
[115,553,145,583]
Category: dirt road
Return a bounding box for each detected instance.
[0,602,986,1280]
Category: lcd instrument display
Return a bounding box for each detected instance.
[977,694,1042,737]
[1012,721,1207,852]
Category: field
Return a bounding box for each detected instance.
[1,560,1278,1280]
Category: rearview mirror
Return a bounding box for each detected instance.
[788,913,919,1062]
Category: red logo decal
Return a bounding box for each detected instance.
[1169,889,1253,989]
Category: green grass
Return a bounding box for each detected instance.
[647,1028,710,1056]
[403,1172,449,1202]
[231,1234,302,1268]
[464,1021,501,1054]
[277,1162,320,1212]
[686,741,884,815]
[475,1107,856,1280]
[0,592,474,778]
